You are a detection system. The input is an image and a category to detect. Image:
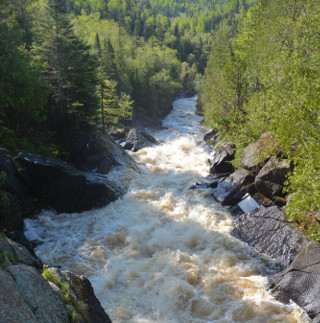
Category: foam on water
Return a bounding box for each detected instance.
[24,97,309,322]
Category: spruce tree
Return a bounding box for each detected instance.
[34,0,98,127]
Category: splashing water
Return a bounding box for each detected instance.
[25,97,309,323]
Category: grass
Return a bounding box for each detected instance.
[42,265,88,322]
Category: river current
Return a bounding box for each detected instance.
[25,97,309,323]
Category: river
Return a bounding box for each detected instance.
[25,97,309,322]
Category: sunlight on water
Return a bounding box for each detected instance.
[25,98,309,323]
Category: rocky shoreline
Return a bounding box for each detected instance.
[1,121,319,322]
[200,129,320,322]
[0,127,161,322]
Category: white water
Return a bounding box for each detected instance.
[25,97,309,323]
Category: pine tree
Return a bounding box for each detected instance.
[34,0,98,127]
[0,0,46,146]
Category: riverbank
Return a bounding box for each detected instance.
[23,97,309,322]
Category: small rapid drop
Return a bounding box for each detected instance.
[25,97,309,323]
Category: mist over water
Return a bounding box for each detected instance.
[25,97,309,322]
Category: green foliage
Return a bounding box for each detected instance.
[1,250,7,269]
[0,0,46,145]
[42,264,88,321]
[201,0,320,239]
[33,0,99,127]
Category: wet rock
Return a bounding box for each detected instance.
[205,173,229,188]
[203,128,218,146]
[255,157,291,199]
[241,133,280,175]
[209,142,236,174]
[212,169,255,206]
[0,153,37,232]
[69,132,118,174]
[232,206,307,268]
[125,128,159,152]
[8,264,69,323]
[269,241,320,320]
[16,153,122,213]
[70,131,140,174]
[120,141,134,151]
[228,204,244,217]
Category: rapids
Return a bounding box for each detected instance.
[25,97,309,323]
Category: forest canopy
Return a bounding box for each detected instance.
[0,0,253,151]
[200,0,320,237]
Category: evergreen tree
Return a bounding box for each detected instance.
[34,0,99,127]
[0,0,46,148]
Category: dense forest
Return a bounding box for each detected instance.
[200,0,320,239]
[0,0,253,153]
[2,0,319,238]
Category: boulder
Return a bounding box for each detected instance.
[232,206,307,268]
[269,241,320,321]
[69,131,140,174]
[241,133,280,174]
[125,128,159,152]
[0,236,113,323]
[212,169,255,206]
[252,193,274,207]
[209,142,236,174]
[255,157,291,199]
[0,152,39,232]
[69,132,118,174]
[62,270,112,323]
[16,153,123,213]
[203,128,218,146]
[120,141,135,151]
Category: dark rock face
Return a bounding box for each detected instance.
[69,131,140,174]
[269,241,320,320]
[203,128,218,146]
[255,157,291,199]
[212,169,255,206]
[209,142,236,174]
[62,270,112,323]
[69,132,118,174]
[120,141,134,151]
[232,206,307,268]
[241,133,279,175]
[16,153,122,213]
[0,153,38,232]
[123,128,159,152]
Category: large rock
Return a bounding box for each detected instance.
[209,142,236,174]
[255,157,291,199]
[0,152,38,232]
[203,128,218,146]
[0,236,113,323]
[69,132,118,174]
[16,153,123,213]
[62,270,112,323]
[122,128,159,152]
[70,131,139,174]
[8,264,69,323]
[212,169,255,206]
[241,133,280,174]
[269,241,320,321]
[232,206,307,268]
